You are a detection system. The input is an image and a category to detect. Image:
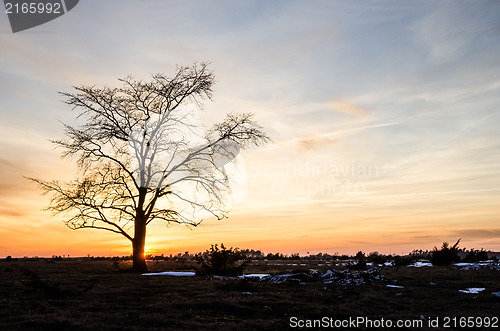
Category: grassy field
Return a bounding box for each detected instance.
[0,259,499,330]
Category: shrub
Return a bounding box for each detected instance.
[349,251,367,270]
[409,249,431,260]
[195,243,250,276]
[111,260,121,270]
[367,252,387,265]
[430,239,461,266]
[464,248,489,262]
[394,255,416,267]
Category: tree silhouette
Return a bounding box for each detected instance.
[29,63,269,271]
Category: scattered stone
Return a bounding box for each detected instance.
[455,263,500,270]
[264,268,386,286]
[265,273,314,284]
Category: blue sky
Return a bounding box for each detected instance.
[1,1,499,256]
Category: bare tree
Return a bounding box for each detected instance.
[29,63,269,272]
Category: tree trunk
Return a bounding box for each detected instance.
[132,214,147,272]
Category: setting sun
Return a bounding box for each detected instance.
[144,247,153,256]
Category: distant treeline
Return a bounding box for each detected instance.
[2,240,495,266]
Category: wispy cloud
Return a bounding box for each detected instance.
[266,122,399,151]
[412,1,500,64]
[328,99,370,118]
[292,136,339,151]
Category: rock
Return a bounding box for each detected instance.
[266,267,386,286]
[267,273,313,284]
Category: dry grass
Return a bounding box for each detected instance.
[0,259,498,330]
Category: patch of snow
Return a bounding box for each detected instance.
[386,285,404,289]
[212,275,237,280]
[410,262,433,267]
[492,291,500,298]
[459,288,485,294]
[241,292,252,295]
[142,271,195,276]
[238,273,270,279]
[384,262,393,266]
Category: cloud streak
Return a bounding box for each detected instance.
[328,99,370,118]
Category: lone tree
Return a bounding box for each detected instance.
[30,63,269,272]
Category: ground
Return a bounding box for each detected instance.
[0,259,498,330]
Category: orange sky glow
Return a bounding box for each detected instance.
[1,1,500,257]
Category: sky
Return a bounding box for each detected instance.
[1,0,499,257]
